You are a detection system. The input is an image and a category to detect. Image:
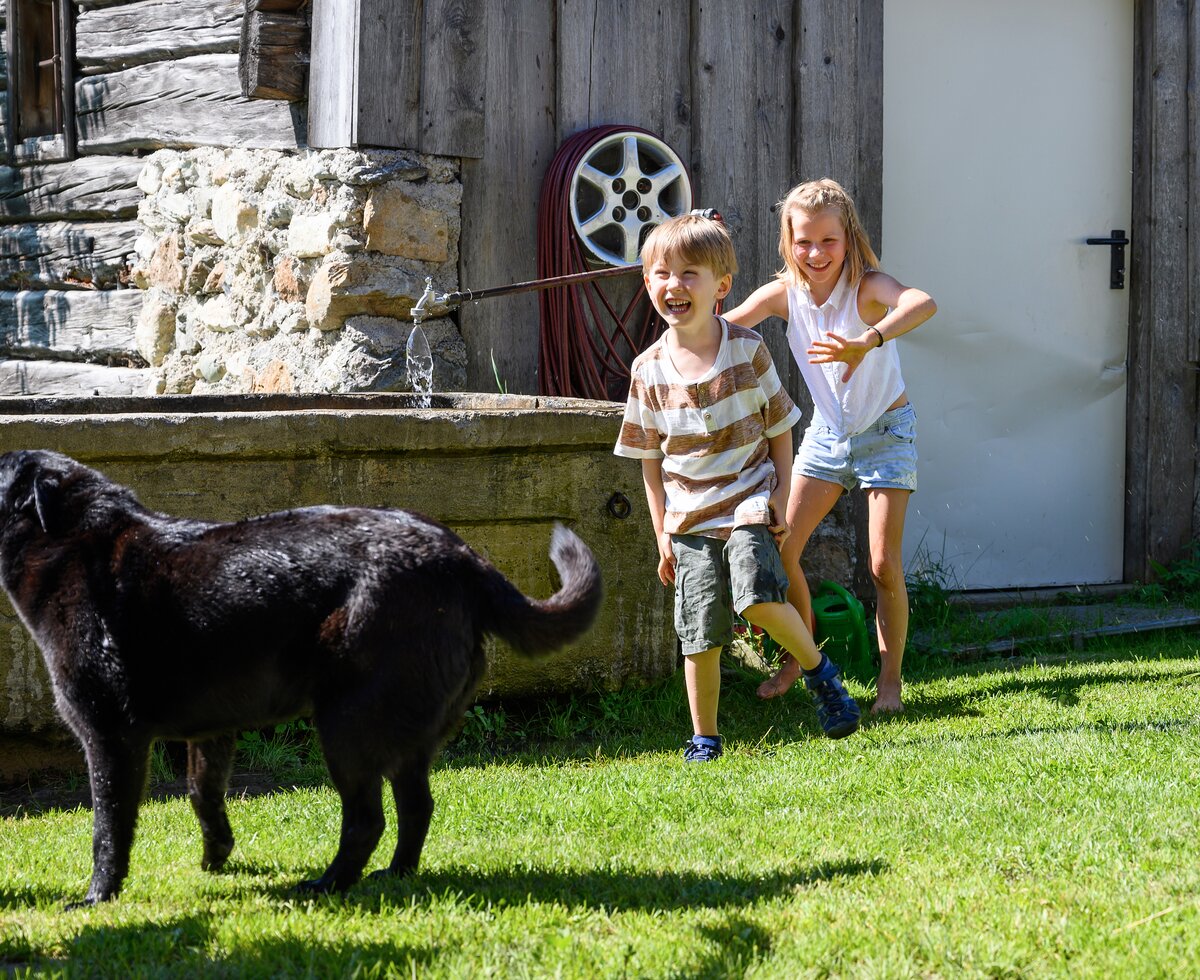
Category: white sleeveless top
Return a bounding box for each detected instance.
[786,270,905,440]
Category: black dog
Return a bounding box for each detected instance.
[0,450,602,905]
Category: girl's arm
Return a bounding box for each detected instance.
[808,272,937,382]
[858,271,937,343]
[641,458,676,585]
[723,279,790,328]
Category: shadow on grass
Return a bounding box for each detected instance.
[341,857,886,913]
[897,655,1200,724]
[0,858,886,916]
[1,912,443,978]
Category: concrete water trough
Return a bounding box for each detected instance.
[0,392,675,780]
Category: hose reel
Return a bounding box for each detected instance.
[539,126,694,399]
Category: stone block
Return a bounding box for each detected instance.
[288,212,340,258]
[364,186,450,262]
[134,291,177,366]
[211,184,259,244]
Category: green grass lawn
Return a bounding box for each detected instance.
[3,632,1200,978]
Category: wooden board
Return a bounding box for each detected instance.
[0,288,141,356]
[0,156,144,223]
[554,0,689,156]
[0,220,138,289]
[0,357,148,396]
[306,0,357,146]
[459,0,554,394]
[355,0,421,149]
[75,53,305,152]
[1125,0,1196,579]
[75,0,243,74]
[418,0,485,158]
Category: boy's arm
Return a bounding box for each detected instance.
[766,430,793,546]
[724,280,789,329]
[640,458,676,586]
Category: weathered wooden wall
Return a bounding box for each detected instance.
[0,0,306,394]
[457,0,883,411]
[1126,0,1200,579]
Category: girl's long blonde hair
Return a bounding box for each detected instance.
[776,178,880,288]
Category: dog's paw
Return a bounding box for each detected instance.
[295,876,343,895]
[201,838,234,872]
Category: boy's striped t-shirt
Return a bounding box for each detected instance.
[614,318,802,538]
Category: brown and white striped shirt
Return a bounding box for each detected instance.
[615,318,802,538]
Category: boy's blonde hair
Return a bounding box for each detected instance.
[640,214,738,279]
[776,178,879,288]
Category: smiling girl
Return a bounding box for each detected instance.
[725,178,937,713]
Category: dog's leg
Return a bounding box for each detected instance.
[297,755,385,894]
[379,756,435,878]
[187,734,237,872]
[73,734,151,907]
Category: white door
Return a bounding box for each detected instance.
[883,0,1133,589]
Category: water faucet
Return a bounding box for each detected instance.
[412,276,437,318]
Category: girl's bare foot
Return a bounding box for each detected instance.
[756,653,801,699]
[871,684,904,714]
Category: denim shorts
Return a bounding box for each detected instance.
[671,525,789,656]
[795,403,918,492]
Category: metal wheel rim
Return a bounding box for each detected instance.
[568,131,692,267]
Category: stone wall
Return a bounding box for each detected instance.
[131,146,467,395]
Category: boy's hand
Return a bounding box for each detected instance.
[656,532,676,586]
[767,502,790,548]
[807,331,872,383]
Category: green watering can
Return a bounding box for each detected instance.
[812,581,873,683]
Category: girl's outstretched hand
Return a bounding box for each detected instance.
[808,331,873,383]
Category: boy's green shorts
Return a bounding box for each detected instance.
[671,525,790,656]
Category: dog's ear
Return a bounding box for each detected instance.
[17,470,61,534]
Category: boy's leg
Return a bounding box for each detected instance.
[744,599,860,738]
[757,475,844,699]
[866,487,911,713]
[671,534,730,759]
[684,647,722,737]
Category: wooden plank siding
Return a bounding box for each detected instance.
[0,287,141,358]
[0,156,143,222]
[75,53,305,152]
[1126,0,1200,580]
[74,0,243,75]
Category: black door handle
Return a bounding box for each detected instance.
[1085,229,1129,289]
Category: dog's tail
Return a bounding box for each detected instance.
[477,524,603,656]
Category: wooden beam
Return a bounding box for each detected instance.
[75,53,305,152]
[0,156,143,223]
[306,0,358,147]
[239,7,309,102]
[0,220,137,289]
[75,0,243,75]
[0,357,149,396]
[0,288,141,357]
[1126,0,1196,580]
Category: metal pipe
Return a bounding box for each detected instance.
[436,263,640,308]
[421,208,723,313]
